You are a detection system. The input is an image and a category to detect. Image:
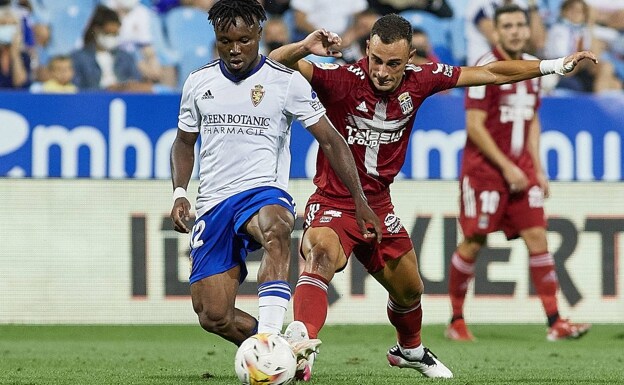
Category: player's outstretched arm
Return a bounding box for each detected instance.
[456,51,598,87]
[170,129,197,233]
[268,29,342,82]
[308,116,383,242]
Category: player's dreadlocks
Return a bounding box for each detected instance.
[208,0,267,32]
[370,13,412,45]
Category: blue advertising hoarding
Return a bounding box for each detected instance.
[0,92,622,180]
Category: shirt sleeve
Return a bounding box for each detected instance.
[310,61,351,104]
[413,62,462,95]
[464,83,491,111]
[284,71,326,128]
[178,76,199,132]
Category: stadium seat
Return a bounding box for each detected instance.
[164,6,216,89]
[441,0,468,66]
[400,10,450,49]
[44,2,95,56]
[149,9,179,67]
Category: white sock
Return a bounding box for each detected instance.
[400,344,425,361]
[257,280,291,334]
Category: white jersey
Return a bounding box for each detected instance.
[178,56,326,217]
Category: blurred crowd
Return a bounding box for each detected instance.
[0,0,622,94]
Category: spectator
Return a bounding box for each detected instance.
[106,0,177,88]
[367,0,454,18]
[544,0,594,92]
[261,0,290,16]
[261,17,290,55]
[180,0,213,11]
[151,0,181,14]
[31,54,77,93]
[0,6,30,89]
[594,33,624,92]
[409,26,440,64]
[465,0,546,64]
[289,0,368,46]
[71,5,152,92]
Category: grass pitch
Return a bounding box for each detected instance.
[1,324,622,385]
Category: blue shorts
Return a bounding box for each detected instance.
[189,186,296,284]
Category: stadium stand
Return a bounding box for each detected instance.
[34,0,97,57]
[164,5,216,89]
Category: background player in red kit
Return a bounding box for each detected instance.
[270,12,596,380]
[445,4,591,343]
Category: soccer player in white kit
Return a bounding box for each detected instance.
[169,0,381,349]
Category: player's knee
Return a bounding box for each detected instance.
[308,242,342,275]
[397,282,424,307]
[460,237,484,258]
[521,227,547,251]
[197,310,234,336]
[262,218,293,251]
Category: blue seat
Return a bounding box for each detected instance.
[400,10,450,49]
[164,6,216,88]
[149,9,179,66]
[44,2,95,56]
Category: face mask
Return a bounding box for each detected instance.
[0,24,16,45]
[96,33,119,51]
[116,0,139,9]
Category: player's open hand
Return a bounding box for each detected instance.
[303,29,343,58]
[563,51,598,74]
[354,201,383,243]
[170,197,192,233]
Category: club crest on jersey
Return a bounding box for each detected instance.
[398,92,413,115]
[251,84,265,107]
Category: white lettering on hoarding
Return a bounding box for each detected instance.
[29,99,197,179]
[411,129,466,179]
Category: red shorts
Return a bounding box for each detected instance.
[459,176,547,239]
[301,190,413,274]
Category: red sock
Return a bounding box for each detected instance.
[529,252,559,317]
[448,252,475,320]
[293,272,329,339]
[387,298,422,348]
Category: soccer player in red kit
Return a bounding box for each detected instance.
[270,12,596,380]
[445,4,591,343]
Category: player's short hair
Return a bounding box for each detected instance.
[370,14,412,45]
[208,0,267,32]
[494,4,528,25]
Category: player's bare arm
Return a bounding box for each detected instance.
[466,109,529,192]
[169,129,197,233]
[307,116,383,242]
[456,51,598,87]
[268,29,342,82]
[527,115,550,198]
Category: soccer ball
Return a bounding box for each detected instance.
[235,333,297,385]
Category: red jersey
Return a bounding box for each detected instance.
[310,58,461,200]
[461,48,542,189]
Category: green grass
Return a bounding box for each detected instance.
[1,324,623,385]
